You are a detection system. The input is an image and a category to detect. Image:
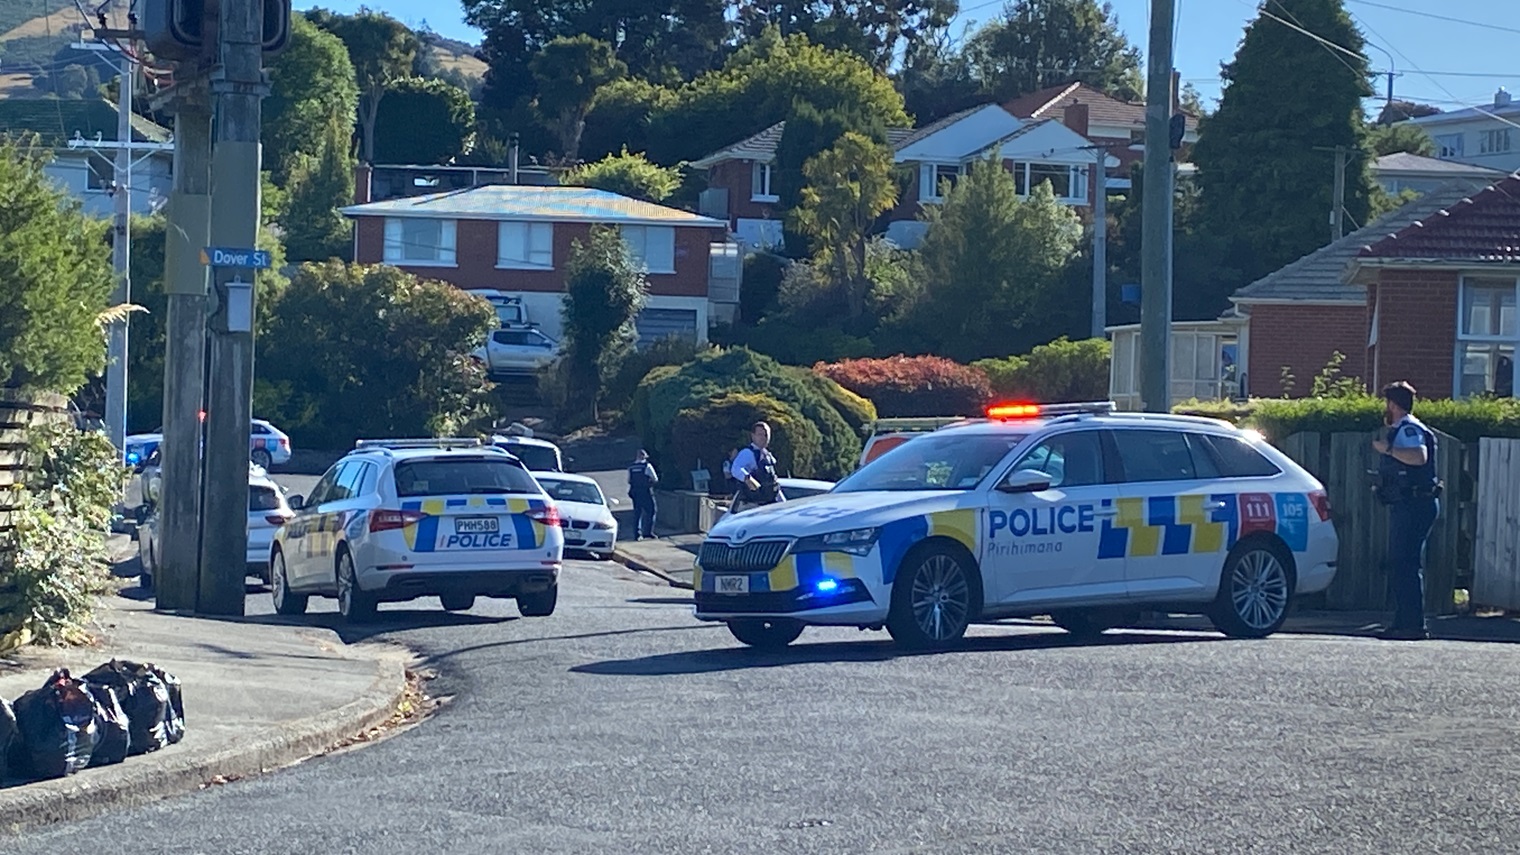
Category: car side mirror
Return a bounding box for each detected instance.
[997,469,1054,494]
[608,497,620,507]
[288,494,305,510]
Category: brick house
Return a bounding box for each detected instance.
[342,186,739,343]
[690,103,1110,250]
[1003,81,1199,179]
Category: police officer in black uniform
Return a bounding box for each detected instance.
[627,450,659,540]
[1372,381,1440,641]
[729,421,784,515]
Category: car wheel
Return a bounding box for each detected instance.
[1209,539,1294,639]
[336,549,377,622]
[251,448,273,469]
[271,549,308,616]
[727,619,804,650]
[440,593,475,612]
[886,544,979,650]
[517,584,558,617]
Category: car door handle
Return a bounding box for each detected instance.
[1093,508,1118,518]
[1203,501,1228,511]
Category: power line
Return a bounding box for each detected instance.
[1342,0,1520,38]
[1350,11,1520,135]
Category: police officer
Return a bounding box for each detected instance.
[729,421,785,515]
[627,450,659,540]
[1371,381,1440,641]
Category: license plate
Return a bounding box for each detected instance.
[715,575,749,595]
[454,517,499,534]
[565,536,586,545]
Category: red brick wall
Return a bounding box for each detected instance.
[352,216,721,298]
[708,160,780,223]
[1368,269,1460,399]
[1246,303,1369,397]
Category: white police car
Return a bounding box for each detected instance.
[693,402,1338,650]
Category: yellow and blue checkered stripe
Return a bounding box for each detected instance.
[400,496,548,552]
[1097,492,1309,558]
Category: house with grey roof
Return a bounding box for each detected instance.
[1373,152,1505,197]
[0,98,174,217]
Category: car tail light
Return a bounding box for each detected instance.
[528,505,560,527]
[1309,490,1331,522]
[278,437,289,450]
[265,512,294,525]
[370,509,427,533]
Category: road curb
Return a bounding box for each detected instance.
[0,651,408,834]
[611,548,694,590]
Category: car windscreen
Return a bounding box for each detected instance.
[503,444,560,471]
[538,478,603,505]
[833,433,1028,492]
[250,485,282,511]
[393,458,542,498]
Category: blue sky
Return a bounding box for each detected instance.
[297,0,1515,111]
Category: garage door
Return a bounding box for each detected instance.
[635,308,698,348]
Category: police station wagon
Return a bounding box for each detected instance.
[693,403,1338,651]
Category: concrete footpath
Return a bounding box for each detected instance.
[612,534,701,589]
[0,591,410,833]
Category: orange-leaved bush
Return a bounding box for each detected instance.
[813,355,992,418]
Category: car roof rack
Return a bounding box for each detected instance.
[864,416,970,435]
[353,438,490,451]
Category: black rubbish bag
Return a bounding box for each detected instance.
[0,696,17,781]
[83,659,170,756]
[153,665,185,745]
[83,683,130,767]
[9,669,99,779]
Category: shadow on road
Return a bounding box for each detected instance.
[572,628,1225,676]
[417,623,719,667]
[190,608,519,645]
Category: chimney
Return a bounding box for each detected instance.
[1063,102,1090,138]
[1497,87,1512,108]
[353,162,372,205]
[509,132,520,185]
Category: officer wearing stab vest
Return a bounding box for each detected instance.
[729,421,784,515]
[1371,381,1440,641]
[627,450,658,540]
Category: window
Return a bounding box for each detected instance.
[1481,129,1513,155]
[835,433,1027,492]
[358,464,379,497]
[305,465,343,507]
[1009,162,1085,202]
[538,478,605,505]
[1014,431,1107,488]
[497,442,562,472]
[1435,133,1464,159]
[1457,276,1517,398]
[392,458,541,498]
[497,222,553,269]
[330,462,368,502]
[920,164,962,201]
[620,225,676,274]
[383,217,456,266]
[1198,434,1282,478]
[1112,429,1201,483]
[492,329,556,348]
[249,485,283,512]
[750,161,776,202]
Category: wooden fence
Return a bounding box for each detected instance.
[0,388,72,541]
[1472,438,1520,610]
[1276,428,1472,616]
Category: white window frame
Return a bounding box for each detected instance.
[1481,128,1513,155]
[383,217,457,267]
[496,221,554,270]
[1434,133,1464,159]
[1454,275,1518,398]
[750,161,777,203]
[620,225,676,275]
[1010,161,1089,204]
[919,163,963,202]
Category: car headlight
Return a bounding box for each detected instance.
[793,527,879,556]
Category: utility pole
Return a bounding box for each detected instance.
[155,80,212,613]
[1091,145,1107,339]
[105,49,134,455]
[1140,0,1175,413]
[198,0,267,616]
[1331,145,1348,241]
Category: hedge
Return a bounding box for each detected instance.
[635,348,864,481]
[1174,395,1520,443]
[671,392,821,492]
[813,355,992,417]
[972,337,1111,403]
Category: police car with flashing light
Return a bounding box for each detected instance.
[693,402,1339,651]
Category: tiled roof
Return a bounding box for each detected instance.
[689,117,947,168]
[1359,176,1520,261]
[1003,81,1198,133]
[1231,180,1498,304]
[341,185,728,228]
[1373,152,1505,176]
[0,98,172,145]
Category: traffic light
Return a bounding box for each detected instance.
[143,0,290,62]
[1168,113,1187,150]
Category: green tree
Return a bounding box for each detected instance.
[530,35,627,161]
[373,76,475,164]
[913,158,1084,361]
[308,8,419,164]
[965,0,1142,101]
[0,139,114,393]
[1193,0,1375,295]
[791,133,899,322]
[255,262,494,448]
[1377,99,1441,124]
[265,14,360,180]
[773,99,889,256]
[559,227,649,423]
[1368,123,1435,157]
[282,115,357,262]
[896,33,984,125]
[561,148,683,202]
[580,78,678,162]
[733,0,958,71]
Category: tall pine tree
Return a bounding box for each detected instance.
[1193,0,1375,299]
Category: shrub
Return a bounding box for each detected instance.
[789,367,876,433]
[740,252,787,322]
[813,355,992,417]
[972,337,1111,403]
[561,147,684,203]
[559,227,647,424]
[0,422,127,652]
[602,337,714,421]
[635,348,862,481]
[670,392,821,491]
[1172,395,1520,444]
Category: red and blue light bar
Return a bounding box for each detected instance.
[984,401,1116,420]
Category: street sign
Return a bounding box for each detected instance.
[201,246,271,269]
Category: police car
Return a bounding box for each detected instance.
[693,402,1338,650]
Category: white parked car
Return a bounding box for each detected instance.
[137,465,293,587]
[472,326,559,376]
[268,439,564,622]
[490,434,565,472]
[534,472,618,559]
[693,402,1339,651]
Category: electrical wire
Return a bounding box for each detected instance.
[1342,0,1520,38]
[1351,11,1520,135]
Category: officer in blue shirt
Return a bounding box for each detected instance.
[627,450,659,540]
[1371,381,1440,641]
